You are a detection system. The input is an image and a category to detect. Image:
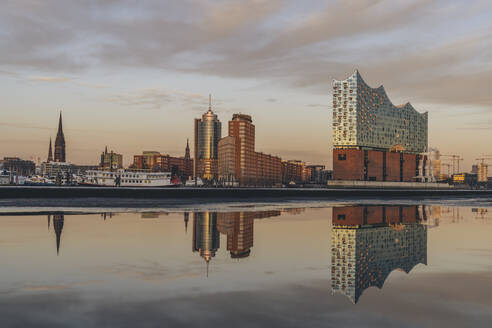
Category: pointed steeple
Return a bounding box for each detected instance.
[47,137,53,162]
[57,112,63,136]
[208,94,212,111]
[54,111,66,162]
[185,139,190,159]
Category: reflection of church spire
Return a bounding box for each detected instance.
[184,212,189,233]
[192,212,220,277]
[53,214,64,255]
[47,214,51,231]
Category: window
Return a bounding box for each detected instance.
[338,154,347,161]
[337,214,346,220]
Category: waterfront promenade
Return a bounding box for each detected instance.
[1,186,491,200]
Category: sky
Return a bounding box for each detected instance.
[1,0,492,169]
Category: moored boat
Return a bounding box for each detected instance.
[83,169,174,187]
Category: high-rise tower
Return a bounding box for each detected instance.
[54,112,66,162]
[194,95,221,180]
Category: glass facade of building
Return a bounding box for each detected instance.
[333,71,428,154]
[194,108,222,180]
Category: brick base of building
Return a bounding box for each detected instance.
[333,149,423,182]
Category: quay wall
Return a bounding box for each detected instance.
[0,186,490,200]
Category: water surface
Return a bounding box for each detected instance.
[1,204,491,327]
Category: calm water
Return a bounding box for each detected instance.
[1,204,491,327]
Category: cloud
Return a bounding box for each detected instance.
[104,88,212,110]
[1,0,492,109]
[29,76,72,82]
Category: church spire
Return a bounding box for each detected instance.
[185,139,190,159]
[54,111,66,162]
[48,137,53,162]
[57,112,63,136]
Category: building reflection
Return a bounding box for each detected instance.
[192,212,220,276]
[52,214,64,255]
[101,212,114,220]
[191,210,282,275]
[331,205,428,304]
[184,212,189,233]
[217,210,281,259]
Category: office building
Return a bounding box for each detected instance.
[477,163,488,183]
[194,96,222,181]
[100,147,123,170]
[218,114,282,186]
[281,160,310,184]
[40,162,97,178]
[132,140,193,179]
[0,157,35,176]
[332,71,428,182]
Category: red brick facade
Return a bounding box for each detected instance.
[333,149,422,182]
[332,205,421,226]
[333,149,364,181]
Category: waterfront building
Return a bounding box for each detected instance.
[229,114,256,183]
[218,136,237,185]
[194,96,222,181]
[132,140,193,179]
[281,160,309,184]
[40,162,98,178]
[332,71,428,182]
[100,147,123,170]
[54,112,66,163]
[477,163,488,183]
[0,157,35,176]
[217,114,282,186]
[331,205,427,303]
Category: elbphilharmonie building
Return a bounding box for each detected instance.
[332,71,429,182]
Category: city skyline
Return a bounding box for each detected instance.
[2,1,492,170]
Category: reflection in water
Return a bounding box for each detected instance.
[331,205,428,303]
[192,210,285,275]
[184,212,189,233]
[52,214,64,255]
[217,211,281,259]
[192,212,220,276]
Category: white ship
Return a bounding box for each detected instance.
[83,169,174,187]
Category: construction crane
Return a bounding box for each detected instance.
[440,154,464,175]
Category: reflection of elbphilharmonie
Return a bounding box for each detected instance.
[331,206,427,303]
